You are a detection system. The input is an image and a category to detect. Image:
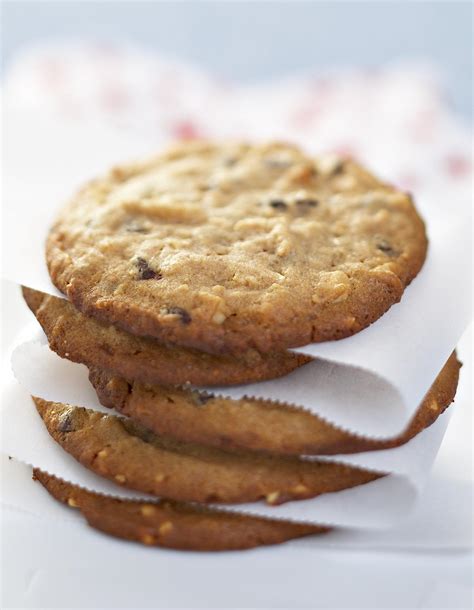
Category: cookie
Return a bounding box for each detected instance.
[46,141,427,355]
[33,397,383,505]
[89,352,460,456]
[33,470,329,551]
[22,286,311,386]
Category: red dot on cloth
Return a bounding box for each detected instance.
[290,106,321,129]
[445,154,472,178]
[171,120,202,140]
[309,76,336,97]
[330,144,357,159]
[396,173,419,191]
[407,110,437,143]
[101,86,130,111]
[39,58,65,89]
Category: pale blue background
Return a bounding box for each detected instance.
[2,1,472,118]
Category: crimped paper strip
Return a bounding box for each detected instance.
[3,455,472,550]
[2,331,452,529]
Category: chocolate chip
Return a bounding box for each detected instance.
[223,157,237,167]
[376,240,397,256]
[166,306,192,325]
[295,198,319,209]
[193,391,215,406]
[136,257,162,280]
[58,413,74,433]
[332,161,345,175]
[98,343,114,356]
[269,199,288,210]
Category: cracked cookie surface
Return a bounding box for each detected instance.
[46,141,427,354]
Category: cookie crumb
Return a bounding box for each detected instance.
[159,521,173,535]
[140,504,156,517]
[317,154,344,175]
[141,533,156,545]
[266,491,281,505]
[291,484,309,495]
[212,311,226,324]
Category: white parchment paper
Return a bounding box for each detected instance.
[2,316,471,548]
[2,325,454,530]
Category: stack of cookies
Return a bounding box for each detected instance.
[22,142,460,551]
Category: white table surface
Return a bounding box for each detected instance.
[1,280,472,609]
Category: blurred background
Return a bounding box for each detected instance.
[2,0,472,119]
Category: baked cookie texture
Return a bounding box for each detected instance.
[89,352,460,456]
[33,470,330,551]
[22,287,311,386]
[32,397,383,506]
[46,141,428,355]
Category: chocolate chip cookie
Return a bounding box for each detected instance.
[33,397,383,505]
[46,141,427,355]
[34,470,329,551]
[22,286,311,386]
[89,352,460,456]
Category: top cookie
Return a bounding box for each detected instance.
[47,141,427,354]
